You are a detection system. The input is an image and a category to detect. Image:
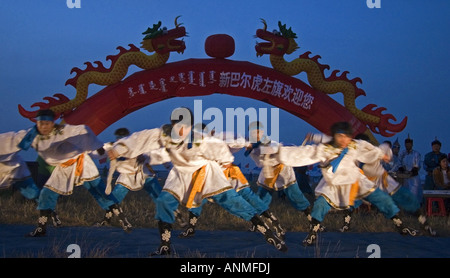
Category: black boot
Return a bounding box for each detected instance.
[303,218,321,246]
[174,208,188,228]
[95,208,113,227]
[304,207,326,232]
[178,211,198,238]
[248,224,257,232]
[303,207,312,222]
[110,204,132,233]
[27,209,51,237]
[339,209,353,232]
[51,210,62,227]
[150,221,172,256]
[391,215,418,236]
[250,215,288,252]
[261,210,286,240]
[417,213,437,236]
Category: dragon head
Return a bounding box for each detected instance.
[140,16,186,54]
[255,19,299,56]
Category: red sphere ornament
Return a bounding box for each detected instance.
[204,34,235,58]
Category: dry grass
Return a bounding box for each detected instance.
[1,181,449,237]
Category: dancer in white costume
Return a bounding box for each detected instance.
[275,122,417,246]
[338,133,436,236]
[0,109,130,236]
[244,121,312,237]
[97,128,185,229]
[107,108,287,256]
[178,127,286,240]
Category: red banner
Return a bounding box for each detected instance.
[63,58,368,136]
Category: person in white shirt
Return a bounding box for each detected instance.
[276,122,417,246]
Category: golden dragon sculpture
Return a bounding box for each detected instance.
[255,19,407,137]
[19,16,187,120]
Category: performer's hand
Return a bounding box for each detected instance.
[107,149,119,161]
[136,154,146,164]
[381,154,391,163]
[304,132,313,143]
[398,167,405,173]
[244,141,261,157]
[244,144,253,157]
[411,167,419,177]
[96,147,105,156]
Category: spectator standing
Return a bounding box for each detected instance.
[398,136,423,206]
[423,138,445,190]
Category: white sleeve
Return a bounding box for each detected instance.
[62,125,104,152]
[310,133,332,144]
[378,143,393,160]
[0,130,28,156]
[356,140,385,164]
[278,144,322,167]
[112,128,163,158]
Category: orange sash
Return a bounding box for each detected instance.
[349,169,363,206]
[61,153,85,177]
[186,165,206,208]
[223,165,248,185]
[381,171,389,189]
[264,164,284,189]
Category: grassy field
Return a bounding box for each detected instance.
[1,179,449,237]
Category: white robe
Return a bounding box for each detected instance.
[0,153,32,189]
[278,140,385,209]
[102,140,158,191]
[360,143,401,195]
[214,132,249,192]
[250,140,297,191]
[113,156,158,191]
[110,128,174,191]
[163,134,235,208]
[0,125,103,195]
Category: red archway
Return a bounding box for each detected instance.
[62,58,370,138]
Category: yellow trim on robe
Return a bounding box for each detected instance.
[264,164,284,189]
[186,165,206,208]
